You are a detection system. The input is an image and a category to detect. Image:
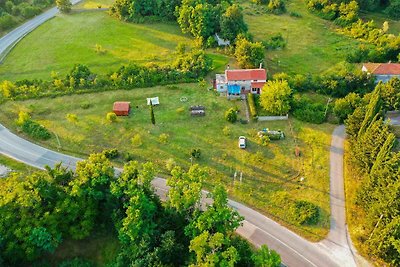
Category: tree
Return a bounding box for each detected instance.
[260,80,292,115]
[252,244,281,267]
[167,165,206,215]
[56,0,72,13]
[234,36,265,68]
[333,92,363,123]
[219,4,247,42]
[225,108,237,123]
[379,77,400,111]
[357,85,383,137]
[189,231,239,267]
[185,185,243,238]
[150,100,156,125]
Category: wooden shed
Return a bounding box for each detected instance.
[113,102,131,116]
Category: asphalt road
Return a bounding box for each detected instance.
[0,0,82,62]
[0,122,356,267]
[0,4,366,266]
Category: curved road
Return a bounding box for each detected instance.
[0,5,367,267]
[0,122,363,266]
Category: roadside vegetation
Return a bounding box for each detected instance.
[0,156,281,266]
[0,0,54,35]
[337,77,400,265]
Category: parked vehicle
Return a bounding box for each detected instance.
[238,136,246,149]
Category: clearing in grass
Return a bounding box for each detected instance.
[0,84,334,240]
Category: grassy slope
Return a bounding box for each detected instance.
[0,85,333,240]
[360,11,400,35]
[241,0,360,75]
[0,11,193,81]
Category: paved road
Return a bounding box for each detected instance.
[0,122,353,267]
[0,0,82,62]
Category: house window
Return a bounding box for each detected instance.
[241,86,245,91]
[252,88,257,92]
[220,86,223,89]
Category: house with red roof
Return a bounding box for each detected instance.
[362,63,400,83]
[215,68,267,97]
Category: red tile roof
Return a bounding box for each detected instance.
[113,102,130,112]
[363,63,400,75]
[251,82,265,88]
[226,69,266,81]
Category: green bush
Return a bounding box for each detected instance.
[247,94,258,120]
[0,14,17,31]
[103,149,119,159]
[16,111,31,126]
[158,133,169,144]
[21,120,51,140]
[106,112,117,123]
[290,200,320,225]
[262,33,287,50]
[222,126,231,136]
[131,134,142,147]
[225,108,238,123]
[190,148,201,159]
[292,97,326,124]
[66,113,78,123]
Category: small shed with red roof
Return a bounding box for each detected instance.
[113,102,131,116]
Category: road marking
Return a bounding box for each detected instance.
[242,219,319,267]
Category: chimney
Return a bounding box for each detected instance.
[389,60,392,64]
[259,63,263,69]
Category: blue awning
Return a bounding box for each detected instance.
[228,84,240,94]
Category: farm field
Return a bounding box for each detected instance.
[0,84,335,240]
[0,11,197,81]
[241,0,361,75]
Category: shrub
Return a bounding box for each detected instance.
[267,0,286,14]
[0,14,17,31]
[16,111,31,126]
[292,96,326,124]
[165,158,176,171]
[259,135,270,146]
[247,93,257,120]
[222,126,231,136]
[66,113,78,123]
[385,1,400,20]
[80,103,91,109]
[262,33,287,50]
[22,120,51,140]
[190,148,201,159]
[158,133,169,144]
[103,149,119,159]
[290,200,320,225]
[225,108,238,123]
[176,107,185,114]
[106,112,117,123]
[333,93,362,123]
[260,80,292,115]
[131,134,142,147]
[94,44,107,54]
[123,152,134,162]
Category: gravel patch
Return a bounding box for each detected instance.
[0,164,11,177]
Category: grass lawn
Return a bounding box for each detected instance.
[44,230,120,266]
[74,0,116,9]
[240,0,361,75]
[0,11,195,81]
[0,84,334,240]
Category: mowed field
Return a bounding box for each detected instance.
[0,85,335,239]
[241,0,361,75]
[0,11,194,81]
